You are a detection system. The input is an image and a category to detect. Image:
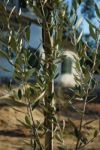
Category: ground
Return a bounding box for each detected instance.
[0,86,100,150]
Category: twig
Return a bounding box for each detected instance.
[75,43,98,150]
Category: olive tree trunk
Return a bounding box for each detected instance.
[42,2,54,150]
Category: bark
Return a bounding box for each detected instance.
[42,2,54,150]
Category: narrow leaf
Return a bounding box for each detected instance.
[94,129,98,138]
[31,101,39,110]
[58,146,67,150]
[55,134,63,143]
[83,119,97,127]
[95,4,100,17]
[17,119,30,128]
[8,6,16,20]
[89,25,96,39]
[18,89,22,99]
[26,26,30,41]
[0,65,11,72]
[77,30,83,43]
[75,17,83,30]
[33,6,43,18]
[25,115,31,126]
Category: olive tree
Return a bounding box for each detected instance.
[0,0,100,150]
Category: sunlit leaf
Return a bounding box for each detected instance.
[8,6,16,21]
[89,25,96,39]
[77,30,83,43]
[75,17,83,30]
[55,134,63,143]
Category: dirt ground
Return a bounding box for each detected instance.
[0,86,100,150]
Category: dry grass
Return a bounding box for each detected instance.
[0,86,100,150]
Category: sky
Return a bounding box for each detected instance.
[65,0,100,34]
[65,0,100,50]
